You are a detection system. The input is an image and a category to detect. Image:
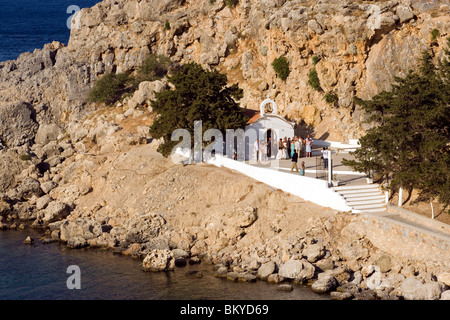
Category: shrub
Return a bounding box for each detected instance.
[307,68,321,91]
[431,28,440,42]
[312,55,320,66]
[164,21,170,30]
[225,0,238,8]
[136,54,172,82]
[19,154,31,161]
[88,72,131,104]
[324,92,338,104]
[272,56,290,81]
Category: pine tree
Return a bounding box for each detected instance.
[149,63,248,157]
[343,48,450,212]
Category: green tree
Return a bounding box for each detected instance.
[149,63,248,157]
[343,48,450,213]
[272,56,290,81]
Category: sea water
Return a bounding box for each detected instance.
[0,0,101,62]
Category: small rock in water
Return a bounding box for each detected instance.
[185,270,203,278]
[277,284,294,292]
[330,291,353,300]
[23,236,34,245]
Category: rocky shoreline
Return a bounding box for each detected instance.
[4,208,450,300]
[2,159,450,301]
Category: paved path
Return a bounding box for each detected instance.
[248,146,368,186]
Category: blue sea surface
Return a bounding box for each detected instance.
[0,0,101,62]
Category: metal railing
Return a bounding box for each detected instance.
[315,156,328,180]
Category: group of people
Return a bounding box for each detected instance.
[274,135,313,160]
[252,135,314,176]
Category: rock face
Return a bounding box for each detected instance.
[123,214,165,244]
[0,102,38,148]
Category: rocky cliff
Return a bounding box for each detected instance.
[1,0,450,146]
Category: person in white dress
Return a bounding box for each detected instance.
[253,139,259,162]
[294,137,301,158]
[276,138,284,160]
[259,140,267,162]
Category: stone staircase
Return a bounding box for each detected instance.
[331,184,386,214]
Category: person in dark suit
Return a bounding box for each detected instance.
[291,149,298,172]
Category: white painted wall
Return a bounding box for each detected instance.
[207,155,352,212]
[246,116,295,142]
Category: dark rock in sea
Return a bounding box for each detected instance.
[189,257,201,265]
[175,258,187,267]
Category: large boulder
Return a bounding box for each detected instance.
[278,259,303,279]
[127,80,167,110]
[0,102,38,148]
[59,218,103,243]
[437,273,450,287]
[395,5,414,24]
[35,124,62,145]
[307,19,324,34]
[15,177,42,199]
[41,201,72,223]
[400,277,445,300]
[142,249,175,272]
[297,260,316,283]
[303,243,325,263]
[311,271,338,293]
[257,261,277,280]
